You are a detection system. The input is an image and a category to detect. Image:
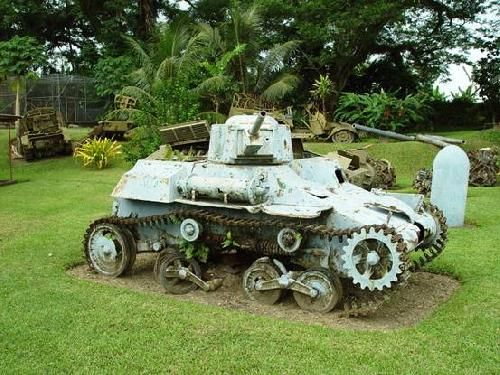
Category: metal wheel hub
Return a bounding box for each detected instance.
[92,235,118,259]
[155,251,202,294]
[243,258,283,305]
[293,269,342,313]
[86,224,133,276]
[341,227,403,291]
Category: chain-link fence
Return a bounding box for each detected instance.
[0,74,110,124]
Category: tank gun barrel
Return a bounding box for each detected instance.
[352,123,414,141]
[414,134,450,148]
[422,134,465,145]
[352,123,464,148]
[249,111,266,137]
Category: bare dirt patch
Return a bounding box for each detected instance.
[68,253,459,330]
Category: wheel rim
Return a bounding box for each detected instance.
[87,224,131,276]
[156,252,201,294]
[293,270,341,313]
[333,130,354,143]
[243,260,282,305]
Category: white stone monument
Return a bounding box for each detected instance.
[430,145,469,227]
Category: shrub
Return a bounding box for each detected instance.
[74,138,122,169]
[120,79,200,163]
[122,125,160,163]
[335,91,431,131]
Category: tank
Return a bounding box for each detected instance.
[13,107,72,161]
[83,113,447,315]
[90,95,136,139]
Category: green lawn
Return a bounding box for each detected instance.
[0,129,499,374]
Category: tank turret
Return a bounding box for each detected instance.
[83,114,448,316]
[207,112,293,165]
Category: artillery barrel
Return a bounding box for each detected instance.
[414,134,451,148]
[422,134,465,145]
[352,123,415,141]
[249,111,266,137]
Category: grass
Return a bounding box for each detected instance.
[0,129,499,374]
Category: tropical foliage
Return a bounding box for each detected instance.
[0,0,497,149]
[335,91,431,131]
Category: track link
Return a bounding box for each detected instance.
[83,207,438,316]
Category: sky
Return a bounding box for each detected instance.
[437,51,482,97]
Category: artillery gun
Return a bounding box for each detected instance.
[84,112,447,315]
[352,124,497,189]
[351,123,465,148]
[12,107,72,161]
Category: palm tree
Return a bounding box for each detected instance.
[124,20,194,96]
[227,4,261,93]
[253,40,301,102]
[115,20,198,123]
[191,23,246,113]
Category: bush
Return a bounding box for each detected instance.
[122,125,161,163]
[335,91,431,131]
[74,138,122,169]
[121,79,200,163]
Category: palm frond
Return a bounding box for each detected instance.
[261,73,300,102]
[124,36,154,84]
[128,68,151,91]
[155,56,179,82]
[233,5,262,41]
[256,40,301,90]
[196,75,231,94]
[193,23,224,53]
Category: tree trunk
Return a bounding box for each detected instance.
[232,15,246,93]
[138,0,155,39]
[328,68,351,117]
[14,77,21,139]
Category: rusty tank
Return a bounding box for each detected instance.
[12,107,72,161]
[83,113,447,315]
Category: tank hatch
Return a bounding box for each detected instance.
[207,112,293,165]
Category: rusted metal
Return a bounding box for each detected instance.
[414,148,498,191]
[11,107,72,161]
[84,113,448,316]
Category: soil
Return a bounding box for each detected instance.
[68,253,459,331]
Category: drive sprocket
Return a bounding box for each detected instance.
[341,227,407,291]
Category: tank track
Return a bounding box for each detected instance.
[84,208,422,317]
[410,203,448,272]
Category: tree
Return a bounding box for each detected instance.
[94,56,134,97]
[0,36,45,122]
[473,15,500,123]
[254,0,486,111]
[474,51,500,123]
